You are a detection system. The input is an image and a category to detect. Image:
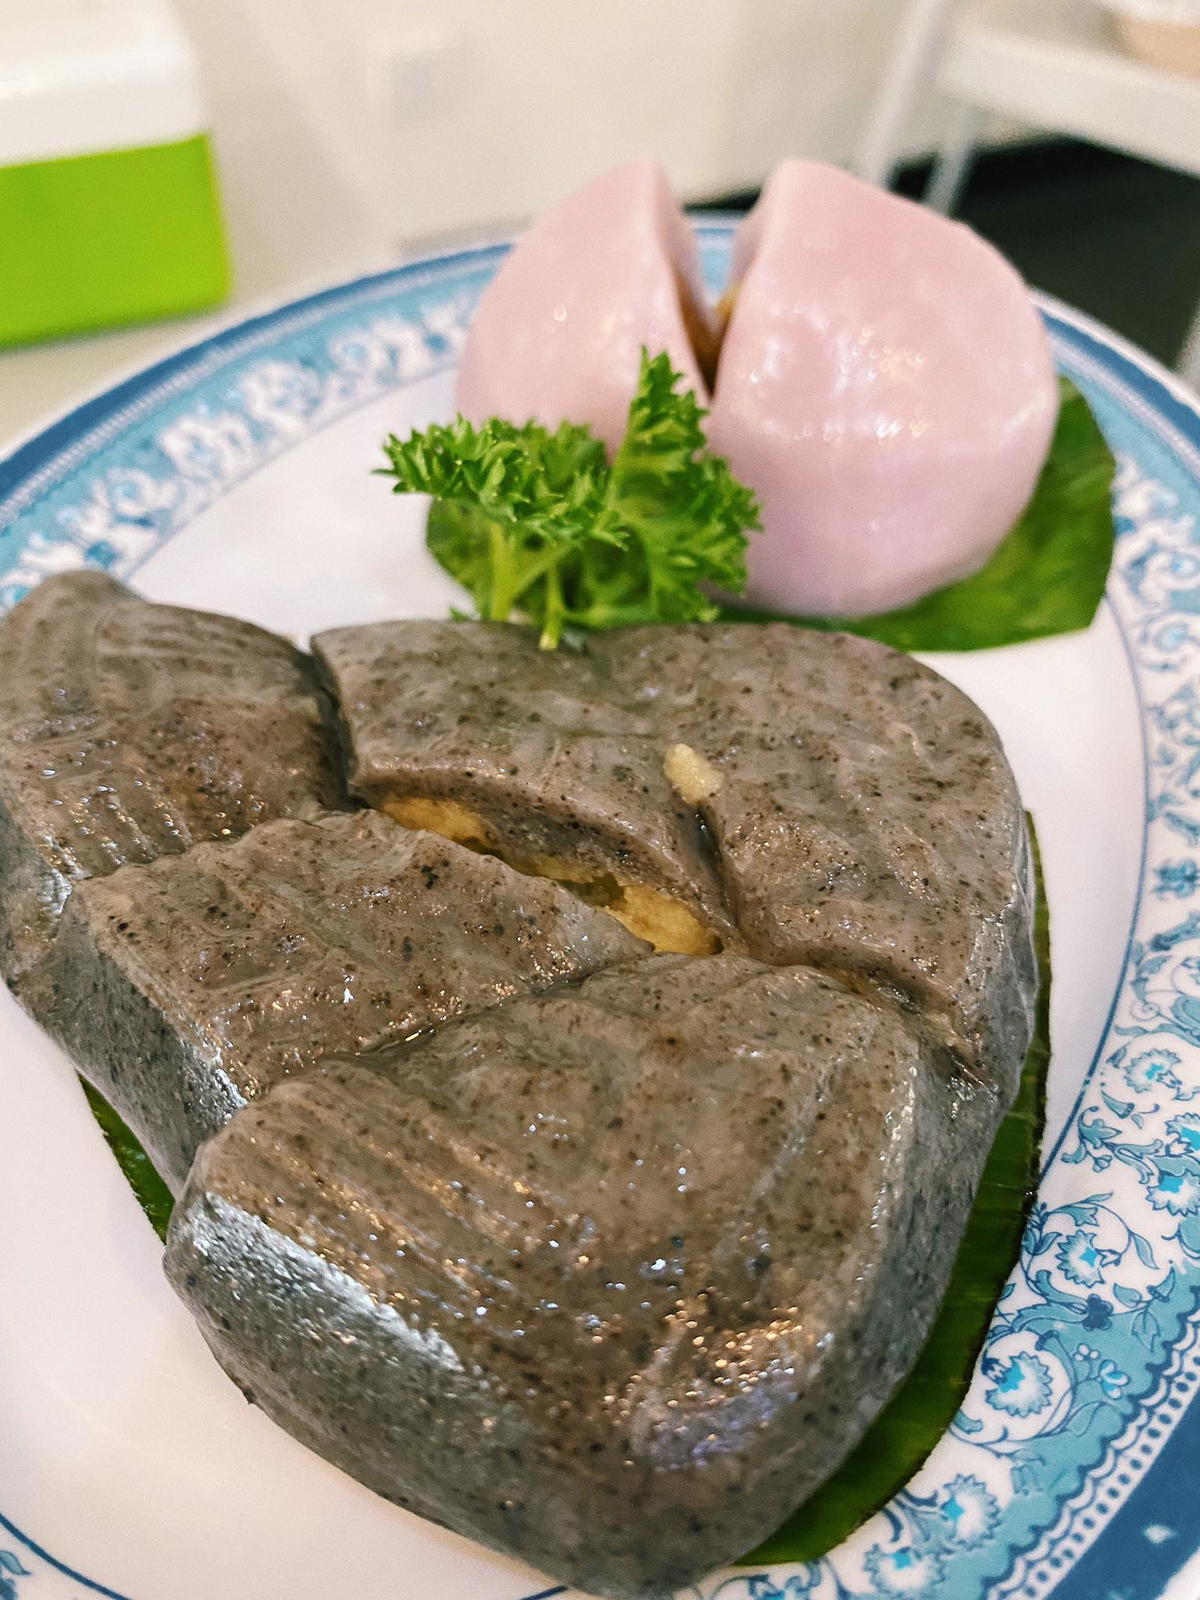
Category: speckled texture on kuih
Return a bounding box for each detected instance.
[0,572,344,994]
[0,583,1038,1600]
[591,623,1036,1078]
[167,953,1004,1599]
[169,620,1036,1597]
[313,619,737,944]
[318,618,1033,1078]
[39,809,644,1190]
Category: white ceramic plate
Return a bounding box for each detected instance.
[0,227,1197,1600]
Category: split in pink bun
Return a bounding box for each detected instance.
[455,158,1059,619]
[455,159,714,454]
[708,161,1059,616]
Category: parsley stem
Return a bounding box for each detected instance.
[487,521,517,621]
[508,546,568,604]
[539,564,566,650]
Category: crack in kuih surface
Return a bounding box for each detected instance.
[372,746,992,1094]
[311,617,1034,1098]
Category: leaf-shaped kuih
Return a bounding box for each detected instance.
[0,561,1039,1594]
[77,798,1051,1575]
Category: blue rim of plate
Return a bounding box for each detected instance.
[1,226,1199,1600]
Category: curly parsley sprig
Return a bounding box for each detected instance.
[379,351,760,649]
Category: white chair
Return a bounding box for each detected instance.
[856,0,1200,390]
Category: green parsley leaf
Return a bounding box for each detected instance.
[381,351,759,649]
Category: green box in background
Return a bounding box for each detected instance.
[0,1,230,349]
[0,135,229,347]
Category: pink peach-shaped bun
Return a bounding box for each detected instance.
[455,160,713,454]
[708,161,1059,617]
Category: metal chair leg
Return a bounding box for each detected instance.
[855,0,962,189]
[1179,296,1200,397]
[924,99,984,214]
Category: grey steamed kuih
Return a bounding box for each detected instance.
[315,618,1035,1070]
[313,619,737,949]
[0,576,1037,1600]
[39,811,645,1189]
[168,953,1006,1598]
[0,572,343,993]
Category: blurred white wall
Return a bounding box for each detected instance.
[173,0,958,291]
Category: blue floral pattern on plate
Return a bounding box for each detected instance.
[0,230,1197,1600]
[0,1552,30,1600]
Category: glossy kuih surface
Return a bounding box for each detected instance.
[168,953,1007,1598]
[314,618,735,949]
[591,622,1035,1073]
[0,572,343,993]
[165,615,1033,1596]
[0,570,1038,1597]
[455,159,714,452]
[38,808,643,1189]
[321,617,1034,1071]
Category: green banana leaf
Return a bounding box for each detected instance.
[80,1078,174,1242]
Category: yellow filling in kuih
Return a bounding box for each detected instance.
[381,792,718,956]
[603,882,719,956]
[383,794,496,852]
